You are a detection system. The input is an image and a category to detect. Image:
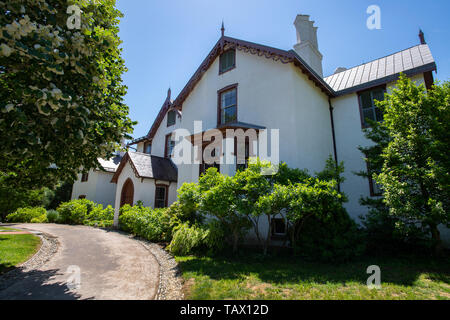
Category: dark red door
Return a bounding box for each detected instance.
[120,178,134,207]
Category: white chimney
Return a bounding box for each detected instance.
[293,15,323,77]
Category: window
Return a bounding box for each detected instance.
[167,110,176,127]
[358,86,385,127]
[199,148,220,176]
[236,138,250,172]
[81,172,89,182]
[165,133,175,158]
[144,142,152,154]
[366,161,382,197]
[78,195,86,199]
[218,85,237,125]
[219,49,235,74]
[271,218,287,237]
[155,185,168,208]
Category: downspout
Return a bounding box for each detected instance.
[328,97,340,192]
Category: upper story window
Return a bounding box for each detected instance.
[358,86,385,127]
[219,49,235,74]
[144,141,152,154]
[165,133,175,158]
[218,85,237,125]
[167,110,176,127]
[81,172,89,182]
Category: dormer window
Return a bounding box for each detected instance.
[167,110,176,127]
[144,141,152,154]
[165,133,175,158]
[219,49,235,74]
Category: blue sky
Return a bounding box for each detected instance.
[116,0,450,139]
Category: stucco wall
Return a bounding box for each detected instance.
[71,169,116,207]
[176,48,333,191]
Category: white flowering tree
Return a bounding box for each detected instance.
[0,0,135,189]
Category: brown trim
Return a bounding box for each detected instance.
[357,84,387,129]
[164,133,173,158]
[424,71,434,91]
[154,184,169,208]
[81,172,89,182]
[218,48,236,75]
[217,83,238,126]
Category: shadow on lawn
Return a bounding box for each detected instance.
[177,252,450,287]
[0,267,88,300]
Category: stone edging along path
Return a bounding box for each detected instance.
[125,234,184,300]
[0,231,60,292]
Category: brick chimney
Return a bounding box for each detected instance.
[293,15,323,77]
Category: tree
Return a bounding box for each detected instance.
[0,0,135,190]
[373,75,450,254]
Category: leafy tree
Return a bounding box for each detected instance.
[372,75,450,255]
[198,168,251,253]
[0,0,135,190]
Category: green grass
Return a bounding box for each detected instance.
[0,233,41,274]
[0,227,20,231]
[176,252,450,300]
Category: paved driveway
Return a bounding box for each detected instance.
[0,224,159,300]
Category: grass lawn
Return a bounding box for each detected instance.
[0,233,41,275]
[176,252,450,300]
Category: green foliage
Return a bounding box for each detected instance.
[167,223,209,255]
[118,205,172,242]
[86,204,114,221]
[0,0,135,190]
[360,75,450,254]
[46,209,60,223]
[57,199,95,225]
[295,208,365,263]
[6,207,47,223]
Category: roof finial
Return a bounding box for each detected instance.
[419,29,426,44]
[221,20,225,37]
[167,87,171,100]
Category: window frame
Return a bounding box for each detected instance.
[167,110,176,127]
[217,83,238,126]
[144,141,152,155]
[81,172,89,182]
[164,133,175,158]
[271,218,287,240]
[78,195,86,199]
[219,49,236,75]
[357,85,386,128]
[154,184,168,208]
[365,161,382,197]
[199,147,220,176]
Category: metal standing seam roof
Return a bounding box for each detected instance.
[324,44,436,95]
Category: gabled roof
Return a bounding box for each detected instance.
[324,44,436,95]
[111,152,178,183]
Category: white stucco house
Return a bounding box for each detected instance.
[71,14,449,245]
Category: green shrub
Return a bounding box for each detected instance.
[167,223,209,255]
[118,205,172,242]
[46,209,60,223]
[86,205,114,221]
[294,208,365,263]
[57,199,96,225]
[6,207,47,223]
[202,219,226,254]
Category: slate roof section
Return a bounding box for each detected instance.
[111,152,178,183]
[324,44,436,95]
